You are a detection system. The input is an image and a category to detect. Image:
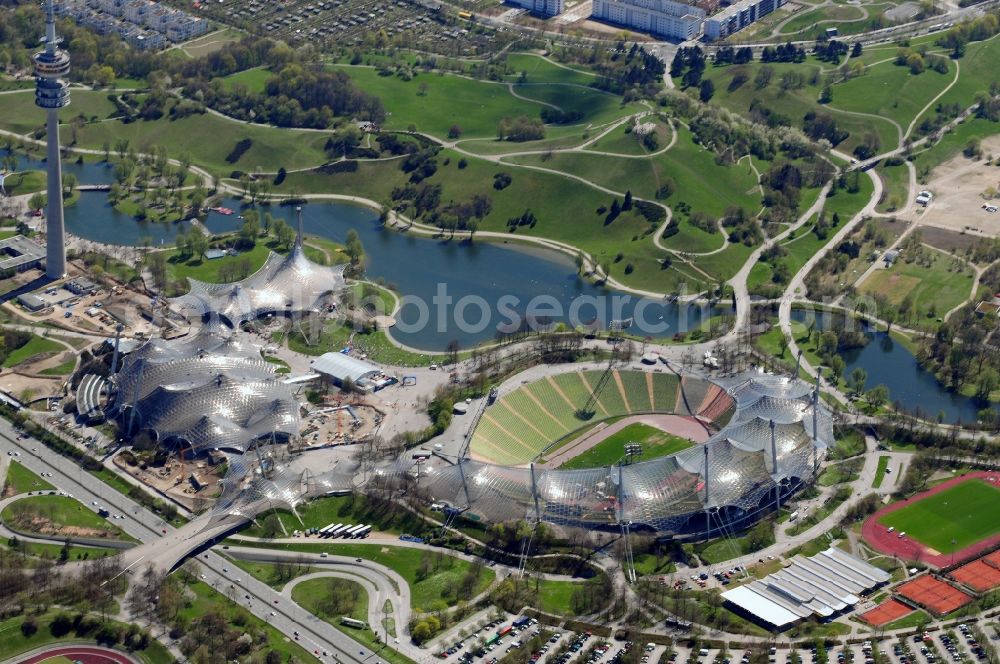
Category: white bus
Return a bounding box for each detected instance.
[341,617,367,629]
[353,525,372,539]
[344,524,365,538]
[320,523,341,537]
[330,524,351,538]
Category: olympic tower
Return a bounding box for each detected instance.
[33,0,70,279]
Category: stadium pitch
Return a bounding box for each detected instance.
[556,420,697,469]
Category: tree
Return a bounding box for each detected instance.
[852,41,863,57]
[819,85,833,104]
[345,229,364,265]
[188,227,208,259]
[147,251,167,290]
[622,190,633,211]
[849,367,868,396]
[829,355,845,383]
[20,618,37,637]
[62,172,77,199]
[699,78,715,102]
[866,384,890,409]
[777,333,788,358]
[976,368,999,402]
[237,210,260,248]
[448,124,462,139]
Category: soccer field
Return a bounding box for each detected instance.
[558,422,694,470]
[878,480,1000,552]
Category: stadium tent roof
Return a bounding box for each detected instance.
[721,547,890,629]
[419,369,833,532]
[172,215,347,325]
[107,323,300,453]
[721,585,801,629]
[311,352,380,384]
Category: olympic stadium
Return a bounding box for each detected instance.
[417,370,834,536]
[77,210,833,540]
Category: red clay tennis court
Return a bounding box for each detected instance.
[860,599,914,626]
[897,576,973,615]
[981,550,1000,568]
[949,559,1000,592]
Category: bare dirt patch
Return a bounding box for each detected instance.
[920,225,985,255]
[920,136,1000,238]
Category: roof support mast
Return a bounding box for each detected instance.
[812,372,820,477]
[770,419,780,513]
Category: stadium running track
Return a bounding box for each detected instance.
[862,471,1000,568]
[14,645,140,664]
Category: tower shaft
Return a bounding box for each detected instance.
[45,110,66,278]
[34,0,70,280]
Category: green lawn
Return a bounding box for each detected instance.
[232,541,495,613]
[330,65,632,140]
[222,67,274,92]
[2,335,64,368]
[2,538,118,562]
[1,170,45,196]
[293,577,415,664]
[241,493,430,539]
[818,458,862,486]
[503,54,599,87]
[1,494,133,541]
[912,34,1000,130]
[859,250,974,324]
[697,60,899,156]
[60,104,333,177]
[878,479,1000,551]
[3,460,54,494]
[231,559,319,589]
[873,455,891,488]
[830,62,952,139]
[882,609,930,630]
[0,90,121,135]
[777,3,870,35]
[534,578,585,615]
[162,242,273,288]
[40,358,77,376]
[558,422,694,469]
[876,161,911,213]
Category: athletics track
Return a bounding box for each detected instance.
[862,471,1000,568]
[14,644,140,664]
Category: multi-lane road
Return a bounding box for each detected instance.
[0,424,417,664]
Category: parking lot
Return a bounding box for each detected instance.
[427,608,1000,664]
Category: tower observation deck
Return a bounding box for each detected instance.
[33,0,70,279]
